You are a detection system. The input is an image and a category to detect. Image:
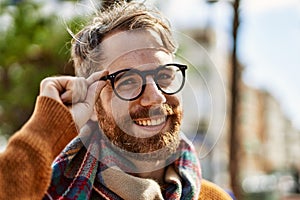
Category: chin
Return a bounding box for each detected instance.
[95,96,183,161]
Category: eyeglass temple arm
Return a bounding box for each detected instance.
[100,76,108,81]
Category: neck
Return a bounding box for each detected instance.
[128,158,166,185]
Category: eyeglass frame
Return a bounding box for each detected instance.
[99,63,187,101]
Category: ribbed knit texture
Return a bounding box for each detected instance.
[199,179,233,200]
[0,96,78,199]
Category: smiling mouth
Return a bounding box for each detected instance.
[133,116,166,126]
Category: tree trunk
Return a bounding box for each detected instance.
[229,0,242,199]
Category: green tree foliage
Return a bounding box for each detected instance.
[0,1,75,138]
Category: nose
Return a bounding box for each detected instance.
[140,77,166,106]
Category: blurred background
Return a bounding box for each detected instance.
[0,0,299,199]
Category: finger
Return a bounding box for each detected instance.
[70,81,107,129]
[85,80,107,106]
[40,77,70,102]
[60,90,72,103]
[40,78,61,102]
[86,70,109,86]
[61,77,88,103]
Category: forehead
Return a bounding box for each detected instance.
[101,29,173,71]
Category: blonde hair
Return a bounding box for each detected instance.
[71,1,177,78]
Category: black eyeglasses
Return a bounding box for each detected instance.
[100,63,187,101]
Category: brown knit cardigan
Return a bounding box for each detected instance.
[0,96,77,199]
[0,96,232,200]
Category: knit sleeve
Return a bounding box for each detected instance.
[199,179,233,200]
[0,96,78,199]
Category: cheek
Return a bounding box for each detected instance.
[111,98,132,120]
[97,86,113,118]
[100,86,132,119]
[166,93,182,107]
[175,92,183,103]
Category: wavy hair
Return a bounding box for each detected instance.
[70,1,177,78]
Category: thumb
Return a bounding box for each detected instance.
[84,80,106,106]
[70,80,107,129]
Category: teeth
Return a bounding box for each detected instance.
[143,120,147,126]
[134,117,166,126]
[147,120,151,126]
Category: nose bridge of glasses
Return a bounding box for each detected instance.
[135,68,155,85]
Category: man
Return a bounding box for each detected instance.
[0,1,229,199]
[43,2,201,199]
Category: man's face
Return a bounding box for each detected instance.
[95,30,183,160]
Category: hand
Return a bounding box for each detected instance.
[39,71,108,129]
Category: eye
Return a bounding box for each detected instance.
[156,74,175,88]
[118,78,138,87]
[157,73,172,80]
[157,69,175,82]
[115,73,142,92]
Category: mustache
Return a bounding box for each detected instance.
[130,104,179,120]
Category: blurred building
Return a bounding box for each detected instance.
[239,83,300,198]
[178,26,300,196]
[238,84,265,176]
[239,86,300,174]
[285,120,300,170]
[262,91,291,171]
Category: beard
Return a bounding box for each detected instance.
[95,97,183,161]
